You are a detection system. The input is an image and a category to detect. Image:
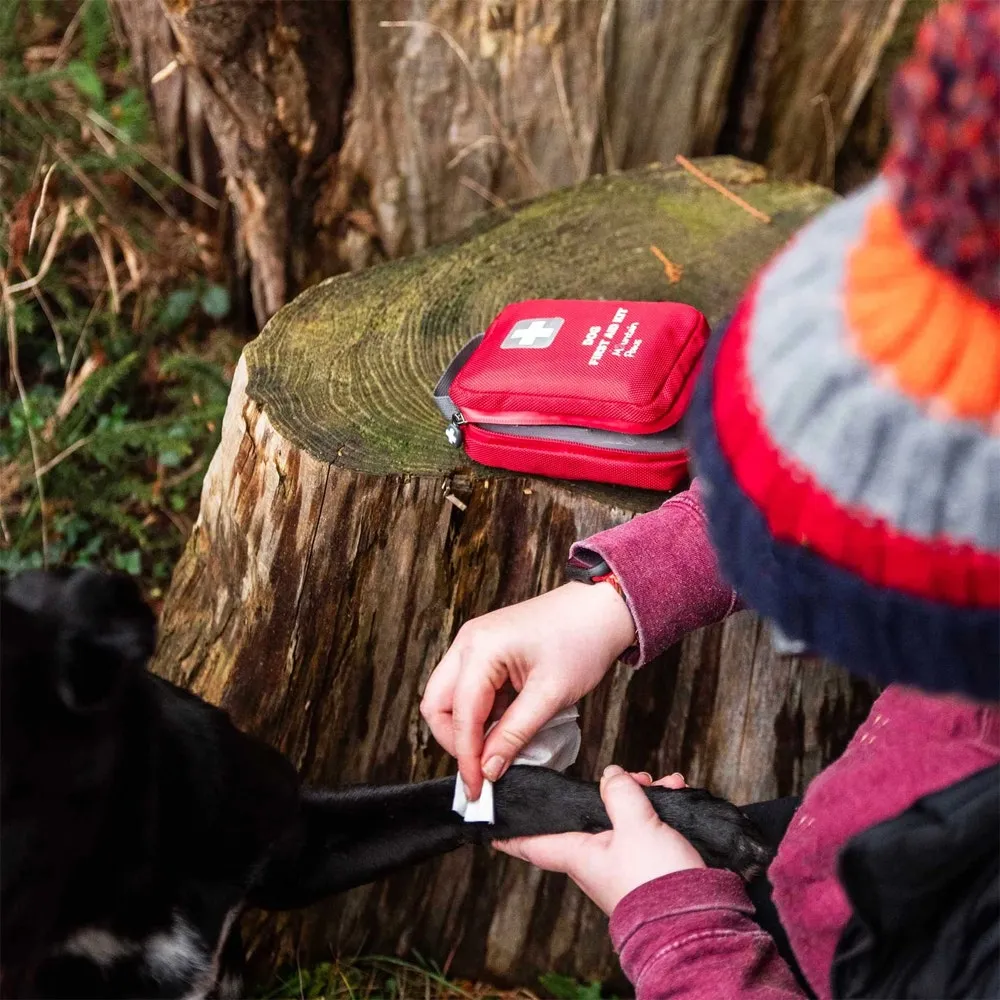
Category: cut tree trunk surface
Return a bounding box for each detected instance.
[156,159,876,986]
[244,157,830,485]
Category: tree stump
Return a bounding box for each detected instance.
[156,158,876,986]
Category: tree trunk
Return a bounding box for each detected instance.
[339,0,752,259]
[728,0,907,187]
[155,159,877,986]
[118,0,908,325]
[116,0,352,324]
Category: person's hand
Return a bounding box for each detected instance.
[421,581,636,800]
[495,767,705,915]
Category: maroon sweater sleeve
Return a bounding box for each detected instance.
[610,870,806,1000]
[570,480,741,665]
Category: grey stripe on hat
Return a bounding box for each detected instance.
[747,179,1000,553]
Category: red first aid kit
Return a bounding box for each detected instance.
[433,299,709,490]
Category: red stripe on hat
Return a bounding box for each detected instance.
[712,283,1000,608]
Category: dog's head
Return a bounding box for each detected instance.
[1,569,157,966]
[1,568,156,782]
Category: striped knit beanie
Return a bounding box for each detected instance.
[690,0,1000,700]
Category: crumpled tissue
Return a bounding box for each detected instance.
[451,705,581,824]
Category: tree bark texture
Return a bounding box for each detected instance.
[118,0,911,325]
[154,160,878,985]
[728,0,911,186]
[116,0,352,322]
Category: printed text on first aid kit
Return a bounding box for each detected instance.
[582,307,643,366]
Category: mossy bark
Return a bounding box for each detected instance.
[155,160,876,986]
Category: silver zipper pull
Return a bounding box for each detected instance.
[445,413,465,447]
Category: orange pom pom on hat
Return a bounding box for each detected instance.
[690,0,1000,700]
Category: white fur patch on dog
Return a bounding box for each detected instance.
[61,928,138,967]
[54,909,236,999]
[145,913,211,994]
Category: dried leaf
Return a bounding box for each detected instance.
[7,187,41,270]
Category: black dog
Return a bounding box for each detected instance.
[1,569,769,999]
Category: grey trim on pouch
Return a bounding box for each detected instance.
[432,335,483,422]
[476,420,685,454]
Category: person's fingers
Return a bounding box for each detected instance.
[600,764,658,829]
[453,656,507,800]
[480,676,565,782]
[420,647,463,756]
[651,772,687,790]
[630,772,654,786]
[492,831,596,871]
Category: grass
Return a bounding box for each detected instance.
[259,955,610,1000]
[1,0,238,601]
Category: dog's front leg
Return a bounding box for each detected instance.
[248,777,469,910]
[249,766,770,910]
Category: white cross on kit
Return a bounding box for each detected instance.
[501,317,564,349]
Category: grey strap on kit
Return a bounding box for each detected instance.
[433,335,484,422]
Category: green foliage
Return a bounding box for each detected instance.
[1,4,151,181]
[538,973,609,1000]
[262,955,487,1000]
[66,59,105,105]
[260,956,616,1000]
[0,314,232,585]
[200,282,231,320]
[259,957,473,1000]
[1,0,238,593]
[80,0,110,66]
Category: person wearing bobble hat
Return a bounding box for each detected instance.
[421,2,999,997]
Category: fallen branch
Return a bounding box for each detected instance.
[459,175,509,211]
[650,245,683,284]
[86,109,220,210]
[54,353,103,428]
[74,200,120,314]
[674,155,771,224]
[34,434,92,479]
[22,276,66,366]
[151,58,179,85]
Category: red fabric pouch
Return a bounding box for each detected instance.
[433,299,709,490]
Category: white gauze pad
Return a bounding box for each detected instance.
[451,705,582,824]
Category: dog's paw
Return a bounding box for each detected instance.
[646,786,771,880]
[489,767,771,881]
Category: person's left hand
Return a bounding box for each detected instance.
[494,766,705,915]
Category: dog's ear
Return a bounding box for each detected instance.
[58,570,156,711]
[4,570,156,712]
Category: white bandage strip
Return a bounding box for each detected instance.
[451,706,582,824]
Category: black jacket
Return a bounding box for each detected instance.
[832,764,999,999]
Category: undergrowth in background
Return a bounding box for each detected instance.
[1,0,238,598]
[260,955,610,1000]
